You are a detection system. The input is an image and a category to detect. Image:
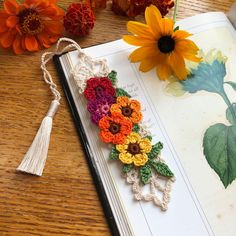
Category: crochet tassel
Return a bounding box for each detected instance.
[17,100,60,176]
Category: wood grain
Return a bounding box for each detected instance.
[0,0,234,235]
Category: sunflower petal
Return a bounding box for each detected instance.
[145,5,162,37]
[127,21,153,38]
[129,46,158,62]
[173,30,192,40]
[175,39,201,62]
[3,0,18,15]
[162,18,174,35]
[139,58,157,72]
[156,63,172,80]
[25,36,39,51]
[176,39,199,53]
[123,35,155,47]
[182,52,201,62]
[169,52,188,80]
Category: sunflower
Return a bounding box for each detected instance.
[116,132,152,166]
[0,0,64,54]
[123,4,201,81]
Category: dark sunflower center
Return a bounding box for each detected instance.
[158,36,175,53]
[18,9,43,35]
[109,122,120,134]
[95,85,105,96]
[128,143,140,155]
[121,106,133,117]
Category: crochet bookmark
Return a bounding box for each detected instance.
[74,70,175,210]
[17,38,175,210]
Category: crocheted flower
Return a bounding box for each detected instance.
[110,96,142,124]
[116,132,152,166]
[0,0,64,54]
[99,112,132,144]
[84,77,116,101]
[87,94,115,124]
[63,3,95,37]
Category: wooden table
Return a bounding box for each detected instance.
[0,0,234,235]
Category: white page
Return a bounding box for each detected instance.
[60,12,236,236]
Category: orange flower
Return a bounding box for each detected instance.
[99,112,132,144]
[0,0,64,54]
[110,96,142,124]
[123,5,201,80]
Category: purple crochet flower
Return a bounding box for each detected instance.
[87,94,115,125]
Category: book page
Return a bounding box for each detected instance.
[61,12,236,236]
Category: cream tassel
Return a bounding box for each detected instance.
[16,37,107,176]
[17,100,59,176]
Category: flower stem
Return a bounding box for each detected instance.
[221,90,236,123]
[173,0,180,22]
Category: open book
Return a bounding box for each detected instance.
[54,11,236,236]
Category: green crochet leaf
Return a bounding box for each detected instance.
[116,88,131,98]
[123,164,133,173]
[108,70,117,86]
[150,160,174,178]
[146,135,152,141]
[140,164,152,184]
[148,142,163,159]
[109,146,119,160]
[132,124,140,132]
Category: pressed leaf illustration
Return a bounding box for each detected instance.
[168,50,236,188]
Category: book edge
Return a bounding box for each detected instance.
[53,54,120,236]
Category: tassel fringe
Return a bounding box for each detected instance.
[17,100,59,176]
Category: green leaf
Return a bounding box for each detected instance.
[123,164,133,173]
[108,70,117,86]
[181,60,226,94]
[226,103,236,125]
[116,88,131,98]
[150,160,174,178]
[132,124,140,132]
[148,142,163,159]
[174,26,179,31]
[146,135,152,141]
[140,164,152,184]
[203,123,236,188]
[225,81,236,91]
[109,146,119,160]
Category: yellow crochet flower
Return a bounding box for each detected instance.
[116,132,152,166]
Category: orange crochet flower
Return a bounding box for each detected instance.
[99,112,132,144]
[0,0,64,54]
[110,96,142,124]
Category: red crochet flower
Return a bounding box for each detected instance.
[64,3,95,37]
[84,77,116,101]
